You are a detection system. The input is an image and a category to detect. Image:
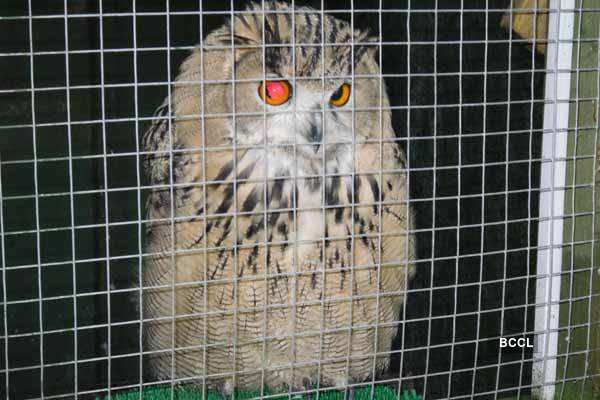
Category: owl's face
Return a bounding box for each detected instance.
[234,70,355,160]
[216,4,386,175]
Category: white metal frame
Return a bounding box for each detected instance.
[533,0,575,399]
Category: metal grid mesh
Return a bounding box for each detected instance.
[0,1,598,399]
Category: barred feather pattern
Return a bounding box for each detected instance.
[142,0,415,392]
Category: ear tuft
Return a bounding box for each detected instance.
[230,12,266,46]
[207,13,264,48]
[354,30,379,63]
[205,1,294,48]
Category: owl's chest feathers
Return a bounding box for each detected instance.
[172,147,353,251]
[246,146,350,205]
[251,143,352,178]
[242,148,352,256]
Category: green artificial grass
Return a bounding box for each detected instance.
[99,385,422,400]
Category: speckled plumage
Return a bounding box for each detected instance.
[142,1,415,393]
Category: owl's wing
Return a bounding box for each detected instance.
[320,141,415,306]
[357,141,415,274]
[142,99,172,188]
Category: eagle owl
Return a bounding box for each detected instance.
[142,1,415,394]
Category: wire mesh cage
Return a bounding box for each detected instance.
[0,0,598,399]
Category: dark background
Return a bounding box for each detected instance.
[0,0,545,398]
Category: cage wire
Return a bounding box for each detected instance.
[0,0,598,399]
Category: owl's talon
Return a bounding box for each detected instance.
[290,387,308,400]
[217,380,234,400]
[301,377,314,400]
[345,386,355,400]
[289,376,314,400]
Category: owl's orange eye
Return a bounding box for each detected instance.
[329,83,351,107]
[258,80,292,106]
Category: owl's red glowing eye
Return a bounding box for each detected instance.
[258,80,292,106]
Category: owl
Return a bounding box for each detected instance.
[142,1,415,395]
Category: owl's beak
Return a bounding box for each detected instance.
[295,91,324,153]
[307,121,323,153]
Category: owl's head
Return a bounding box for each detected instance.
[202,1,393,172]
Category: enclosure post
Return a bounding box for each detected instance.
[532,0,575,399]
[0,156,9,398]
